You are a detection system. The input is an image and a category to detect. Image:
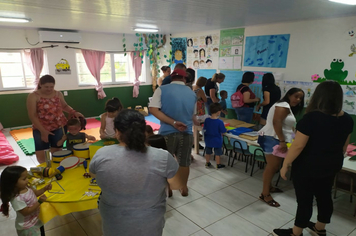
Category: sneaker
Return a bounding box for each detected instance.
[307,222,326,236]
[272,228,303,236]
[216,164,226,169]
[205,162,212,168]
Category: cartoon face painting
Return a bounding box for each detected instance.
[193,60,199,69]
[346,27,356,39]
[324,58,348,82]
[175,50,182,60]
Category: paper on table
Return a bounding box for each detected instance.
[242,131,259,137]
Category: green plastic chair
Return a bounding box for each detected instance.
[223,135,233,165]
[248,145,266,176]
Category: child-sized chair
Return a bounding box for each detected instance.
[230,138,252,173]
[249,145,266,176]
[223,135,233,166]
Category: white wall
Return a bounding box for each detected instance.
[0,28,153,94]
[173,15,356,83]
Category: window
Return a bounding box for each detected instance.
[76,52,146,85]
[0,52,47,90]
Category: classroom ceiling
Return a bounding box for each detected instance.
[0,0,355,34]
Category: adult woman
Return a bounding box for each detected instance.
[273,81,353,236]
[157,66,171,87]
[256,73,281,125]
[27,75,83,164]
[234,72,260,123]
[89,109,182,236]
[204,73,225,115]
[193,76,208,117]
[258,88,304,207]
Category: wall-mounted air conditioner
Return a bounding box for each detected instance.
[38,30,82,44]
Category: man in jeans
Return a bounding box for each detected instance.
[149,68,198,197]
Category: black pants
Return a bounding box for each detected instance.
[40,226,45,236]
[293,173,335,228]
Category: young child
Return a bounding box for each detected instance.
[57,118,96,151]
[100,97,123,139]
[219,90,228,118]
[145,125,154,139]
[0,166,52,236]
[204,103,227,169]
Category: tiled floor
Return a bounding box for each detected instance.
[1,128,356,236]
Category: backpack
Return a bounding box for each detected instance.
[231,86,246,108]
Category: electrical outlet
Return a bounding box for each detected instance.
[63,91,68,96]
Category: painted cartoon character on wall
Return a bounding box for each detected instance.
[174,50,184,64]
[324,59,348,82]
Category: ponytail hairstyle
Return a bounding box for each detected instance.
[114,109,147,153]
[212,73,225,82]
[105,97,123,113]
[37,74,55,90]
[262,73,276,91]
[0,166,27,216]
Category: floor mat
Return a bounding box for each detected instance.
[0,131,19,165]
[145,114,160,124]
[9,128,33,142]
[17,138,36,155]
[146,120,160,131]
[85,118,101,129]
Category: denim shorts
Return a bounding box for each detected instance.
[257,135,280,154]
[33,127,66,151]
[205,147,223,156]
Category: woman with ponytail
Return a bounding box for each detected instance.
[204,73,225,115]
[89,109,182,236]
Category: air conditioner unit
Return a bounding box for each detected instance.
[38,30,82,44]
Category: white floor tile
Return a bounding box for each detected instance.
[188,175,228,196]
[349,229,356,236]
[163,210,200,236]
[206,186,257,212]
[280,219,337,236]
[231,177,263,197]
[236,200,294,232]
[190,230,212,236]
[176,197,231,228]
[167,189,203,208]
[205,214,269,236]
[189,168,206,180]
[208,168,250,185]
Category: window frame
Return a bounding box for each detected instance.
[0,50,46,91]
[76,51,147,86]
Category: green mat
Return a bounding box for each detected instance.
[17,138,67,156]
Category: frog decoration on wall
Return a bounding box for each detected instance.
[324,59,348,82]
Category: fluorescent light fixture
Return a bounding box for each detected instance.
[329,0,356,5]
[134,28,159,32]
[0,17,31,23]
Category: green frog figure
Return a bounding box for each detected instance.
[324,59,348,82]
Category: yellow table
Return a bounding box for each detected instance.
[36,161,100,224]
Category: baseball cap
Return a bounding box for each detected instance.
[170,69,187,78]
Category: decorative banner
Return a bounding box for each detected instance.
[171,38,187,67]
[219,28,245,70]
[186,34,219,70]
[244,34,290,68]
[55,58,71,74]
[278,81,315,108]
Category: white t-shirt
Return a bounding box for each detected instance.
[10,188,40,230]
[259,101,296,142]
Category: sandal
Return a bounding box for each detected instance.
[259,194,280,207]
[270,187,283,193]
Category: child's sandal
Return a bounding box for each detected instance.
[259,194,280,207]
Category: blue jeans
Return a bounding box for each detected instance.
[205,98,213,115]
[234,107,254,123]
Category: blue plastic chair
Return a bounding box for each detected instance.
[230,138,252,173]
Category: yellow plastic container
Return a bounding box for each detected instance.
[73,143,90,160]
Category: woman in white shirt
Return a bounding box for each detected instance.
[258,88,305,207]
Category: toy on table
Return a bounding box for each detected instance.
[73,143,90,160]
[89,178,97,186]
[60,156,80,169]
[83,160,91,178]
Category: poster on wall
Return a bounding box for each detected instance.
[244,34,290,68]
[219,28,245,70]
[278,81,315,107]
[171,38,187,67]
[55,58,71,74]
[186,34,219,70]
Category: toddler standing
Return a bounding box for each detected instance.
[100,97,123,139]
[0,166,52,236]
[204,103,227,169]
